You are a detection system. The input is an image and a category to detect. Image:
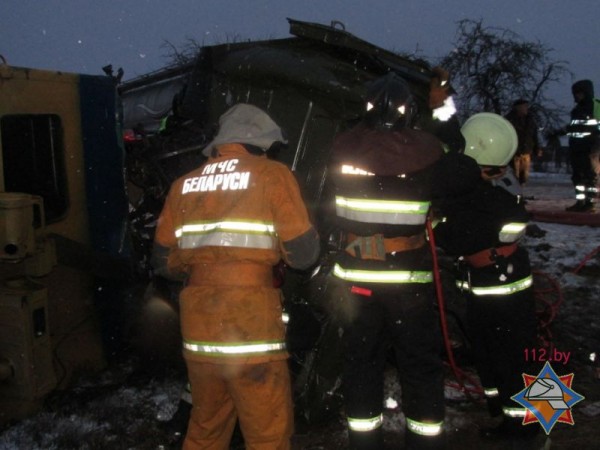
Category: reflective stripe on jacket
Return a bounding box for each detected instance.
[328,124,443,239]
[175,220,278,250]
[333,263,432,284]
[567,118,600,138]
[335,196,430,226]
[457,274,533,296]
[498,222,526,243]
[183,339,286,357]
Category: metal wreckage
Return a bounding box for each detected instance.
[0,18,458,425]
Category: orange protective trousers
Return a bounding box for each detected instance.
[182,359,293,450]
[512,153,531,184]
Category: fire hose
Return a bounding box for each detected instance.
[572,244,600,275]
[426,218,484,400]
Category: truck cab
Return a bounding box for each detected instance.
[0,63,130,423]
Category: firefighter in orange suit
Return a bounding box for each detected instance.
[151,103,320,450]
[328,73,446,449]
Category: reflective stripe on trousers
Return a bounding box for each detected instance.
[484,387,500,398]
[333,263,433,284]
[348,412,444,437]
[457,275,533,296]
[406,418,444,436]
[575,184,599,200]
[347,414,383,432]
[503,406,527,418]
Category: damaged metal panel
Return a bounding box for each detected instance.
[120,65,192,134]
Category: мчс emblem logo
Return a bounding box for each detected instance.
[511,361,585,434]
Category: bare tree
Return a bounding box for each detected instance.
[160,38,207,67]
[440,19,571,132]
[161,33,276,68]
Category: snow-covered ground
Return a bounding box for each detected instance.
[0,171,598,450]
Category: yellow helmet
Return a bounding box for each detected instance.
[461,113,518,166]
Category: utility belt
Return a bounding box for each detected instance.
[188,263,273,287]
[463,243,518,268]
[345,232,425,261]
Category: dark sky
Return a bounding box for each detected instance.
[2,0,599,111]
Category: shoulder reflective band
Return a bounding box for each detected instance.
[333,263,433,284]
[175,221,277,250]
[499,222,526,243]
[456,275,533,296]
[484,387,499,398]
[569,118,599,127]
[347,414,383,432]
[567,118,599,138]
[406,418,444,436]
[335,196,430,225]
[183,339,286,356]
[341,164,375,176]
[502,406,527,418]
[568,132,593,138]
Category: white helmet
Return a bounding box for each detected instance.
[461,113,518,166]
[203,103,286,156]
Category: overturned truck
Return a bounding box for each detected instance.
[119,18,445,423]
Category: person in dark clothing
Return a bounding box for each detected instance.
[327,73,446,450]
[420,66,466,154]
[504,99,542,185]
[564,79,600,212]
[433,113,539,445]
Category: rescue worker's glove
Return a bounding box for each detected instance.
[150,243,188,281]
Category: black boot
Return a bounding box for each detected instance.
[582,199,596,212]
[348,428,384,450]
[406,430,446,450]
[486,396,503,418]
[566,200,585,212]
[480,417,538,441]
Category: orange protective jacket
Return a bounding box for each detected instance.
[154,144,317,364]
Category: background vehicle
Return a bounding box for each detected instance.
[0,62,130,424]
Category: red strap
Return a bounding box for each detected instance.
[351,286,372,297]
